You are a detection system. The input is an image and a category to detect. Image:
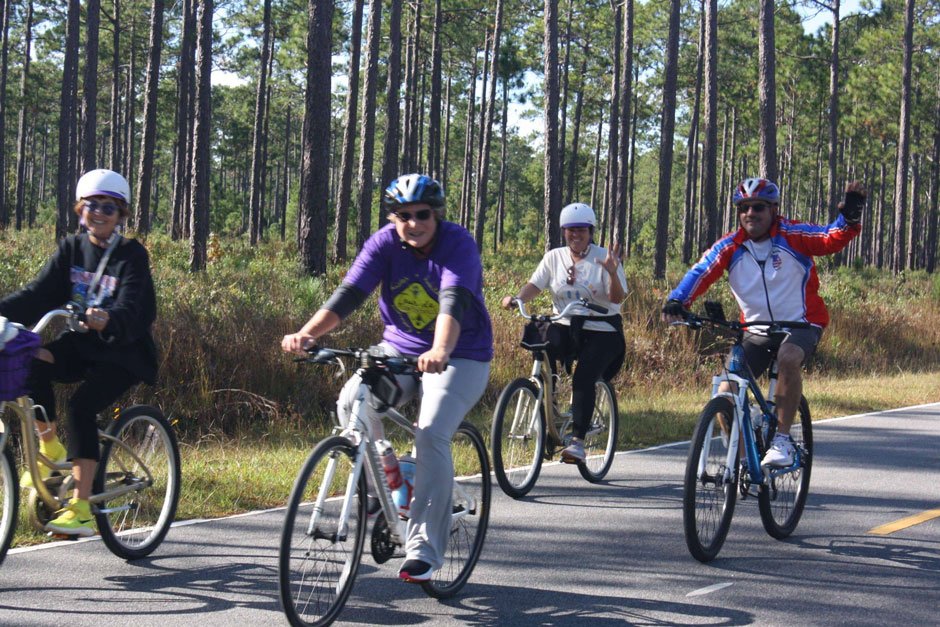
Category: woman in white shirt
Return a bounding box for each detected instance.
[500,203,627,462]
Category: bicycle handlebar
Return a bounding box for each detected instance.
[672,310,814,336]
[511,297,607,321]
[297,346,421,375]
[31,305,87,335]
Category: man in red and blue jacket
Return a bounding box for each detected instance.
[662,177,864,467]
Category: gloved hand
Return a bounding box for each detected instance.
[661,299,688,319]
[838,182,866,225]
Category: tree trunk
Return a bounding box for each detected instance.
[123,18,137,192]
[613,0,633,250]
[565,48,588,206]
[459,50,479,229]
[603,3,621,246]
[57,0,81,239]
[757,0,777,181]
[827,0,841,217]
[380,0,403,191]
[426,0,443,180]
[109,0,121,170]
[682,4,704,264]
[926,71,940,273]
[473,0,503,251]
[298,0,333,274]
[189,0,212,273]
[332,0,363,261]
[653,0,681,279]
[543,0,561,251]
[0,0,10,228]
[495,74,509,252]
[354,0,380,248]
[892,0,913,272]
[248,0,273,245]
[81,0,102,175]
[700,0,719,243]
[134,0,164,235]
[14,0,33,230]
[171,0,195,239]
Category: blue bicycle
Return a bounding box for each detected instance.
[675,302,813,562]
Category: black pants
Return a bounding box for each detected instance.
[548,327,625,439]
[26,334,138,461]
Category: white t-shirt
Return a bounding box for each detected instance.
[529,245,628,332]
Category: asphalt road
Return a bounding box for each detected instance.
[2,403,938,626]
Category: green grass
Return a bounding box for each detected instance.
[5,227,940,548]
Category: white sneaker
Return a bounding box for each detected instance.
[762,434,795,467]
[560,438,585,464]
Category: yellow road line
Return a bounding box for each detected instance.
[868,509,940,535]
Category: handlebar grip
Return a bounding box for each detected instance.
[584,302,607,314]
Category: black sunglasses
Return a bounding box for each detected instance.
[83,199,120,217]
[394,208,434,222]
[566,265,576,285]
[738,202,770,214]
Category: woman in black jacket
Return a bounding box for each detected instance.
[0,169,157,536]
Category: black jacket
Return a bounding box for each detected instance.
[0,233,158,384]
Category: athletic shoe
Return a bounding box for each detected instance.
[560,438,585,464]
[20,439,67,489]
[761,434,795,467]
[398,559,434,583]
[45,499,96,537]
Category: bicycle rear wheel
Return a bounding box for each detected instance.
[759,396,813,539]
[94,405,181,560]
[422,421,491,599]
[279,436,367,627]
[0,445,18,567]
[578,380,619,482]
[491,378,544,498]
[683,396,738,562]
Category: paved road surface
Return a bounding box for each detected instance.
[2,403,938,626]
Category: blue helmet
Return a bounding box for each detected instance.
[382,174,445,212]
[733,177,780,205]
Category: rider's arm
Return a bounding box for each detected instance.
[668,233,737,307]
[0,238,72,326]
[605,266,627,305]
[779,214,861,257]
[502,282,541,309]
[419,312,460,374]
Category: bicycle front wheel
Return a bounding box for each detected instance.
[94,405,181,560]
[759,396,813,539]
[491,378,545,498]
[0,445,18,567]
[279,436,367,627]
[579,380,619,482]
[422,421,491,599]
[683,396,738,562]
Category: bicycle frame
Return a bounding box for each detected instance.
[1,308,156,521]
[307,365,479,549]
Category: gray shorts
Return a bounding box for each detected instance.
[726,326,823,378]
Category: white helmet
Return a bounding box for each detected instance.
[75,169,131,203]
[559,202,596,228]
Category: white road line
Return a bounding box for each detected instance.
[687,581,734,597]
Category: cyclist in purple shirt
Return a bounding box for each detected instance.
[282,173,492,583]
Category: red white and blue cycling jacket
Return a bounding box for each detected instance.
[668,215,861,328]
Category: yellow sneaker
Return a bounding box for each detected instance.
[45,499,96,537]
[20,439,67,489]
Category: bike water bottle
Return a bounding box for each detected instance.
[393,454,416,519]
[376,440,403,490]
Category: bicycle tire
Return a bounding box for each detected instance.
[0,445,18,567]
[422,421,491,599]
[94,405,181,560]
[578,380,619,482]
[759,396,813,539]
[279,436,367,627]
[491,378,545,498]
[683,396,738,562]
